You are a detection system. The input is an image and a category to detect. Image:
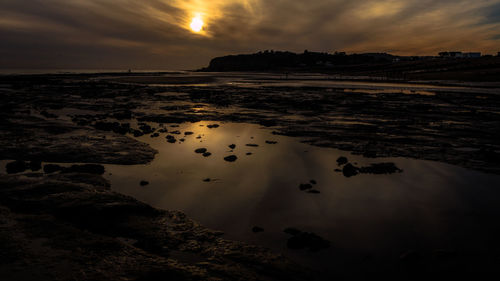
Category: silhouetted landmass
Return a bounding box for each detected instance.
[202,50,395,71]
[200,50,500,81]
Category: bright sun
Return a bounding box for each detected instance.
[190,16,204,33]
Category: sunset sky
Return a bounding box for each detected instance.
[1,0,500,70]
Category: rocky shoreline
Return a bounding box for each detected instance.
[1,73,500,279]
[0,172,310,281]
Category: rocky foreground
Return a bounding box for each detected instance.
[1,73,500,280]
[0,172,310,281]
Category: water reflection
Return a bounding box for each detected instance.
[105,121,500,271]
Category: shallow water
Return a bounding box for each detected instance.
[100,121,500,271]
[143,72,500,95]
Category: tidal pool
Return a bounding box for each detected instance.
[103,121,500,272]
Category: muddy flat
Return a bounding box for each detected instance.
[1,72,500,280]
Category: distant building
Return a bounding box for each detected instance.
[439,51,463,58]
[463,52,481,58]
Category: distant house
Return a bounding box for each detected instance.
[439,51,463,58]
[463,52,481,58]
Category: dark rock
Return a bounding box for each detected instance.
[139,124,155,134]
[62,164,105,175]
[299,184,313,191]
[179,138,185,142]
[224,155,237,162]
[40,110,58,118]
[287,232,330,251]
[112,110,132,120]
[246,144,259,147]
[140,181,149,186]
[207,124,220,129]
[170,130,181,135]
[252,226,264,233]
[337,156,348,166]
[358,163,402,174]
[307,190,321,194]
[310,180,317,185]
[166,135,176,143]
[157,128,168,133]
[334,169,342,172]
[195,148,207,154]
[259,119,277,127]
[265,141,278,144]
[6,160,28,174]
[94,122,130,135]
[246,153,253,155]
[433,249,457,260]
[150,133,160,138]
[229,144,236,149]
[44,164,64,174]
[399,250,422,263]
[203,178,211,182]
[342,163,359,177]
[184,131,194,135]
[283,228,302,236]
[133,130,145,137]
[202,152,212,157]
[29,160,42,172]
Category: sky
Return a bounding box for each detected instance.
[1,0,500,70]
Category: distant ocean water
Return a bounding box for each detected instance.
[0,69,184,75]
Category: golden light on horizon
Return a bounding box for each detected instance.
[190,15,204,33]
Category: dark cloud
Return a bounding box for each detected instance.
[1,0,499,70]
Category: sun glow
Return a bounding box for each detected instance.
[190,16,204,33]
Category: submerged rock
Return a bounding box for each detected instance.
[44,164,64,174]
[246,144,259,147]
[140,180,149,186]
[224,155,238,162]
[265,141,278,144]
[310,180,317,185]
[166,135,176,143]
[228,144,236,149]
[341,162,402,177]
[283,228,330,251]
[6,160,28,174]
[287,232,330,251]
[29,160,42,172]
[202,152,212,157]
[337,156,348,166]
[358,163,403,174]
[184,131,194,136]
[139,124,155,134]
[342,163,359,178]
[307,190,321,194]
[195,148,207,154]
[207,124,220,129]
[299,183,313,191]
[133,130,145,137]
[259,119,277,127]
[252,226,264,233]
[62,164,105,175]
[284,228,302,236]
